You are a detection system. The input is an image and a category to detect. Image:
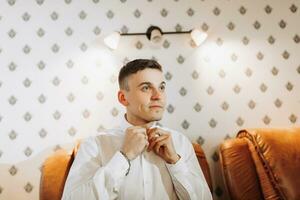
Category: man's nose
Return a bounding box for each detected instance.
[151,88,162,100]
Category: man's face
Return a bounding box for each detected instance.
[121,68,166,124]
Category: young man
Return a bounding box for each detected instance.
[62,59,212,200]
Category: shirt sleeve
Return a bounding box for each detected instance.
[165,135,213,200]
[61,137,129,200]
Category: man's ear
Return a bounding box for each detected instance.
[118,90,129,106]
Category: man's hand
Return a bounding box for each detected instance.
[147,128,180,164]
[121,122,154,160]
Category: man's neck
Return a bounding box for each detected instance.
[125,113,149,126]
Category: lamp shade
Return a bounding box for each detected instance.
[104,32,121,50]
[190,28,207,46]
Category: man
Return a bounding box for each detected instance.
[62,59,212,200]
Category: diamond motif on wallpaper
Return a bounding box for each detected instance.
[23,45,31,54]
[81,76,89,84]
[134,9,141,18]
[274,98,282,108]
[293,34,300,43]
[7,0,16,6]
[209,118,217,128]
[253,21,261,30]
[186,8,194,16]
[24,182,33,193]
[242,36,249,45]
[257,52,264,60]
[8,29,16,38]
[248,100,256,109]
[239,6,247,15]
[231,53,238,62]
[260,83,268,92]
[207,86,214,95]
[79,10,87,20]
[213,7,220,16]
[80,43,88,51]
[216,38,223,46]
[236,117,244,126]
[233,84,241,94]
[179,87,187,96]
[66,60,74,68]
[83,109,91,118]
[52,76,61,86]
[106,10,114,19]
[111,107,119,117]
[65,27,73,36]
[135,41,143,49]
[8,62,17,71]
[24,112,32,121]
[227,22,235,31]
[8,95,17,105]
[39,129,47,138]
[282,50,290,59]
[271,67,279,76]
[22,12,31,22]
[181,120,189,129]
[53,111,61,120]
[167,104,174,113]
[36,0,44,5]
[23,78,32,88]
[263,115,271,125]
[9,130,17,140]
[286,82,293,91]
[193,103,202,112]
[279,20,287,29]
[163,40,170,48]
[176,55,185,64]
[218,69,226,78]
[68,127,77,136]
[160,8,168,17]
[211,151,219,162]
[93,26,101,35]
[221,101,229,111]
[245,68,253,77]
[38,94,46,103]
[268,35,275,44]
[265,5,272,14]
[50,11,59,21]
[67,93,75,103]
[175,24,182,32]
[24,147,33,157]
[9,165,17,176]
[289,114,297,123]
[191,70,199,80]
[201,23,209,32]
[290,4,298,13]
[37,28,45,37]
[96,91,104,101]
[197,136,204,145]
[97,125,106,133]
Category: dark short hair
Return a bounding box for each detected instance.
[118,59,163,91]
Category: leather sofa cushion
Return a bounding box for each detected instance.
[238,128,300,200]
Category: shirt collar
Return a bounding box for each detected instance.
[119,113,159,131]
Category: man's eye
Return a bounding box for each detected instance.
[141,86,149,91]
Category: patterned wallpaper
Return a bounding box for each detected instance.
[0,0,299,199]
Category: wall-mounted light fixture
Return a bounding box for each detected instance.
[104,25,208,50]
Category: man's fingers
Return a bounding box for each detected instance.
[147,134,168,151]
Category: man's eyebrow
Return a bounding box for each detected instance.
[137,81,166,87]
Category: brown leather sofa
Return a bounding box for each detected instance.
[219,127,300,200]
[40,141,212,200]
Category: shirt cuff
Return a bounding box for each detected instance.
[101,151,129,180]
[165,155,189,175]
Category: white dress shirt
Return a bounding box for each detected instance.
[62,115,212,200]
